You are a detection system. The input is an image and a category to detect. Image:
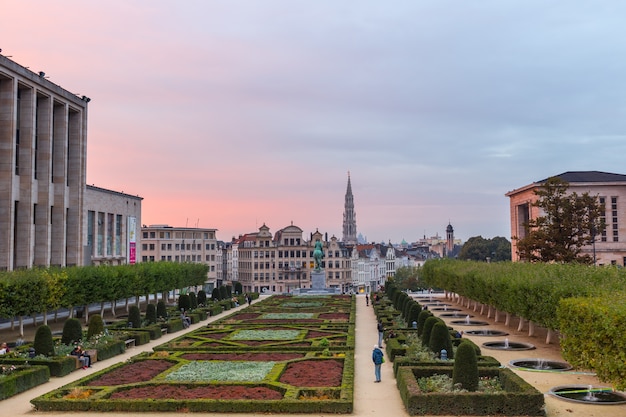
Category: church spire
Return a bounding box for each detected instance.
[342,172,357,244]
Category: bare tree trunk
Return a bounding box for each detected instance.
[517,317,526,332]
[19,316,24,337]
[528,320,536,337]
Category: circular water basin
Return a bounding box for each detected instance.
[450,319,490,326]
[438,312,470,317]
[464,329,509,337]
[482,340,535,350]
[432,308,462,312]
[549,385,626,404]
[509,358,572,371]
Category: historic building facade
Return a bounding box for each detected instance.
[506,171,626,265]
[0,55,89,270]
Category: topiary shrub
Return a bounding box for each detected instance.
[61,318,83,345]
[188,292,198,310]
[453,340,479,391]
[197,290,207,306]
[128,305,142,328]
[428,321,454,359]
[234,281,243,295]
[87,314,105,340]
[178,294,191,312]
[211,287,220,301]
[34,325,55,357]
[145,303,157,324]
[417,309,433,336]
[408,303,422,327]
[156,300,167,320]
[421,316,439,347]
[219,285,228,300]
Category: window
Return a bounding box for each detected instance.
[142,244,148,251]
[150,231,155,238]
[149,244,155,250]
[143,232,148,238]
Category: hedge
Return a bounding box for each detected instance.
[0,365,50,400]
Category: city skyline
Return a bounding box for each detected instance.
[3,1,626,243]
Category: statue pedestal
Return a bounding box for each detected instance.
[310,270,326,290]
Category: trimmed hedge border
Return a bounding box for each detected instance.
[0,355,76,377]
[396,366,544,416]
[0,365,50,400]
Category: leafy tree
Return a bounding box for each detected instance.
[458,236,511,261]
[393,267,422,291]
[516,177,605,264]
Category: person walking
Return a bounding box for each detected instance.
[372,344,384,382]
[377,320,384,347]
[365,294,369,306]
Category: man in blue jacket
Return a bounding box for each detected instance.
[372,345,384,382]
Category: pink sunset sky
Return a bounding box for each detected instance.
[3,1,626,243]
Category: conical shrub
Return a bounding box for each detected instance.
[197,290,207,306]
[156,300,167,320]
[421,316,440,347]
[189,292,198,310]
[178,294,191,312]
[428,321,454,359]
[87,314,105,339]
[61,318,83,345]
[34,325,55,356]
[128,305,142,328]
[408,303,422,327]
[417,310,433,337]
[145,303,157,324]
[453,340,479,391]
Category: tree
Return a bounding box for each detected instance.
[516,177,605,264]
[393,266,422,291]
[458,236,511,261]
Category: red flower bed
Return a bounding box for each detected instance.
[87,360,173,386]
[110,385,283,400]
[279,359,343,387]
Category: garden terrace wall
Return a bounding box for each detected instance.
[396,366,544,416]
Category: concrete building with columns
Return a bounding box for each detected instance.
[0,54,89,270]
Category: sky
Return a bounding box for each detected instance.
[3,1,626,244]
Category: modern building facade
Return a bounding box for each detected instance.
[84,185,142,266]
[0,55,89,270]
[140,225,218,290]
[506,171,626,265]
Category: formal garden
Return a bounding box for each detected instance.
[30,294,355,413]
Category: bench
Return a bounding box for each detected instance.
[161,327,168,335]
[124,339,136,349]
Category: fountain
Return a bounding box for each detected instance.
[450,316,489,326]
[432,307,461,312]
[464,329,509,337]
[482,340,535,350]
[438,312,470,318]
[549,385,626,405]
[509,358,572,371]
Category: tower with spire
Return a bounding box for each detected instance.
[342,172,358,245]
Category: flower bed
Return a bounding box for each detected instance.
[31,294,356,413]
[396,366,544,415]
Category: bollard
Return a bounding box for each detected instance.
[440,349,448,361]
[412,321,417,329]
